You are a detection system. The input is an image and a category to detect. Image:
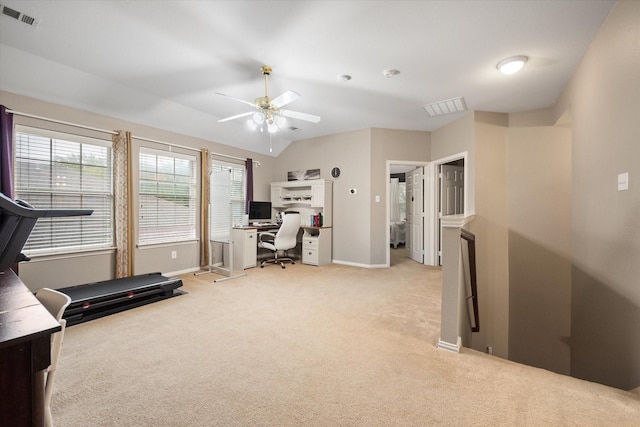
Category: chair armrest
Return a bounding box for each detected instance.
[258,232,276,243]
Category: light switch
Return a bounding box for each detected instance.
[375,195,380,203]
[618,172,629,191]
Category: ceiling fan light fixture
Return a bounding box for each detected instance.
[497,55,528,75]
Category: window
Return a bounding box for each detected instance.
[14,127,114,254]
[139,148,197,245]
[209,160,246,227]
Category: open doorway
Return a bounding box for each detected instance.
[386,161,430,267]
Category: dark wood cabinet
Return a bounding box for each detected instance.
[0,268,60,427]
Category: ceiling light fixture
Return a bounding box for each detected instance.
[497,55,528,75]
[383,69,401,78]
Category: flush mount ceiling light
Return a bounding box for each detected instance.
[383,69,401,78]
[422,96,467,117]
[497,55,528,75]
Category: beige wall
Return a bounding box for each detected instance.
[466,112,510,358]
[431,112,475,214]
[371,128,430,265]
[275,129,372,265]
[507,125,572,374]
[277,128,429,266]
[554,1,640,390]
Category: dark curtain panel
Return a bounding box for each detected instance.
[245,158,253,213]
[0,105,14,198]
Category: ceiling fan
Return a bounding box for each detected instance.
[216,66,321,133]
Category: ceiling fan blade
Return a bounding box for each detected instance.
[280,109,321,123]
[215,92,257,108]
[218,111,254,123]
[271,90,300,109]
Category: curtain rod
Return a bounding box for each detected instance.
[6,109,118,135]
[132,135,260,166]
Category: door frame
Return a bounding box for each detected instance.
[385,160,432,267]
[429,151,469,266]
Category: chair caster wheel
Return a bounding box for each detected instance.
[260,265,264,268]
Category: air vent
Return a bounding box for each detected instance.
[1,3,40,27]
[423,96,467,117]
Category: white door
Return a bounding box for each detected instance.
[407,167,424,263]
[438,164,464,264]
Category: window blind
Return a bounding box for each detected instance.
[209,160,246,229]
[138,147,197,245]
[14,127,114,254]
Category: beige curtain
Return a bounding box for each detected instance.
[113,131,133,278]
[200,148,209,267]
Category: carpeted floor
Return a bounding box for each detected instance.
[52,248,640,426]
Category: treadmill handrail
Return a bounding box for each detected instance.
[0,192,93,218]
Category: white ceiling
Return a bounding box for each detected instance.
[0,1,613,156]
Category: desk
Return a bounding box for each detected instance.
[232,225,283,269]
[0,268,60,426]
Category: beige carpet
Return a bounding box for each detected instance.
[52,249,640,426]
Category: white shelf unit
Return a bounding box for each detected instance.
[271,179,333,265]
[271,179,332,226]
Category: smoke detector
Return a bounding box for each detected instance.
[0,3,40,27]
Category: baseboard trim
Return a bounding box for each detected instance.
[437,336,462,353]
[332,260,387,269]
[164,267,202,277]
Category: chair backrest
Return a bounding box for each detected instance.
[35,288,72,321]
[274,212,301,251]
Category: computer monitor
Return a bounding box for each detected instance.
[248,201,272,222]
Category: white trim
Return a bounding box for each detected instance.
[437,336,462,353]
[441,214,475,228]
[23,248,116,262]
[163,266,201,277]
[136,240,199,250]
[386,160,431,268]
[430,151,469,266]
[332,260,387,269]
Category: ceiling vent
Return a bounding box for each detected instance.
[1,3,40,27]
[423,96,467,117]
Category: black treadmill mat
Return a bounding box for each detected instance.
[59,272,180,302]
[58,273,184,326]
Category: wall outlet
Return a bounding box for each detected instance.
[486,346,493,355]
[171,250,177,259]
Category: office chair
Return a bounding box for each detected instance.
[258,211,301,268]
[35,288,72,427]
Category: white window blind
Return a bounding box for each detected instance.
[14,127,114,254]
[209,160,246,230]
[139,148,197,245]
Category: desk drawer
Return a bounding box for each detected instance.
[303,237,318,248]
[303,248,318,265]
